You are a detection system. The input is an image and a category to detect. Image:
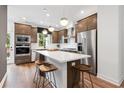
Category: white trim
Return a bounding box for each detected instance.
[0,72,7,88]
[97,74,123,86]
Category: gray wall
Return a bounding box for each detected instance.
[0,6,7,82]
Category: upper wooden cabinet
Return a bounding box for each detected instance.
[52,29,67,43]
[52,31,59,43]
[87,14,97,30]
[31,27,37,43]
[76,13,97,32]
[76,18,88,32]
[58,29,67,43]
[15,23,32,35]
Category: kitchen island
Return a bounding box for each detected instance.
[34,50,91,88]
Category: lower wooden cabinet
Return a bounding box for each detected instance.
[15,55,31,64]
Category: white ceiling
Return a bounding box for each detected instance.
[8,5,97,30]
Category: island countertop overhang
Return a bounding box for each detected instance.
[34,50,91,63]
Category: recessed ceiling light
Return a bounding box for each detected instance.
[21,17,26,20]
[81,10,84,14]
[46,13,50,17]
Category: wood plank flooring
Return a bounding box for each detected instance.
[4,63,124,88]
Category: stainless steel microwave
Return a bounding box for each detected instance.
[16,35,31,43]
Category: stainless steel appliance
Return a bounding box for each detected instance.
[77,29,97,75]
[16,44,30,56]
[16,35,31,43]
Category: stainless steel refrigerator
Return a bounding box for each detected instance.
[77,29,97,75]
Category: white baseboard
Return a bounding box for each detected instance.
[97,74,123,86]
[0,72,7,88]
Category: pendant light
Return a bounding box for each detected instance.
[48,26,55,32]
[60,17,68,26]
[42,29,48,35]
[60,8,68,26]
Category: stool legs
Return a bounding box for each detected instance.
[88,73,94,88]
[33,66,40,88]
[81,71,84,88]
[52,72,57,88]
[72,69,94,88]
[33,66,37,83]
[38,71,57,88]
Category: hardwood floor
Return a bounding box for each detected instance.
[4,63,36,88]
[4,63,124,88]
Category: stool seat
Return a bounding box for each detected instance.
[39,63,57,72]
[72,64,94,88]
[73,64,91,71]
[38,62,58,88]
[35,60,44,65]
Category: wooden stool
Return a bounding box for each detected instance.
[72,64,94,88]
[33,60,44,86]
[38,63,58,88]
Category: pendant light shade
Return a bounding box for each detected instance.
[60,17,68,26]
[42,29,48,35]
[48,26,54,32]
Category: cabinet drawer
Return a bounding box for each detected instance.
[15,55,31,64]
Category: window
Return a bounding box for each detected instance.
[38,33,45,47]
[38,33,52,47]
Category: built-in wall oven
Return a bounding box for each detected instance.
[16,35,31,43]
[16,44,30,56]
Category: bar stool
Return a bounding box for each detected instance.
[37,62,58,88]
[72,64,94,88]
[33,60,44,85]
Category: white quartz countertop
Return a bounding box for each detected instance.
[34,50,91,63]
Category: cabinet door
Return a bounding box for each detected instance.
[52,31,59,43]
[58,29,67,43]
[58,31,62,43]
[87,14,97,30]
[63,29,67,43]
[76,18,88,32]
[31,27,37,43]
[15,23,32,35]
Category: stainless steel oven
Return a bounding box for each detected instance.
[16,35,31,43]
[16,44,30,56]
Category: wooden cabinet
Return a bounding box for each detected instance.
[58,29,67,43]
[76,13,97,32]
[15,55,31,64]
[52,29,67,43]
[59,29,67,37]
[87,14,97,30]
[15,23,32,35]
[52,31,59,43]
[31,27,37,43]
[76,18,88,32]
[75,13,97,42]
